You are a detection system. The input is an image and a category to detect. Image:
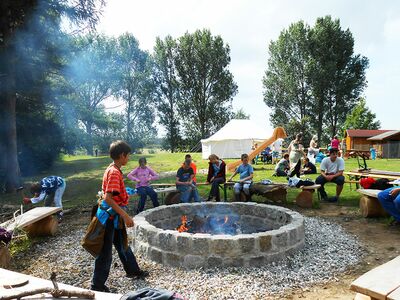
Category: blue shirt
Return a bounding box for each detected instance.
[237,164,254,180]
[40,176,64,194]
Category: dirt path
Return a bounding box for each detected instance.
[284,204,400,299]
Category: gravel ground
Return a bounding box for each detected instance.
[13,217,363,299]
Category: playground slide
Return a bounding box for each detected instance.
[227,127,287,171]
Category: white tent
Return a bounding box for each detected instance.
[201,119,270,159]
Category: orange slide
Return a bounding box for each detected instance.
[226,127,287,172]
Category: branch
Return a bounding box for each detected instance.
[0,288,95,300]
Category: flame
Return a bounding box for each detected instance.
[224,215,228,224]
[177,215,189,233]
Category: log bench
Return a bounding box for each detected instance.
[356,189,389,218]
[0,207,61,237]
[293,184,321,208]
[350,255,400,300]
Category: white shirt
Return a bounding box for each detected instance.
[320,157,345,174]
[272,139,283,152]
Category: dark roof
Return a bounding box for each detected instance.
[346,129,391,138]
[367,130,400,141]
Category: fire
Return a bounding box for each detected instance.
[177,215,189,233]
[224,215,228,224]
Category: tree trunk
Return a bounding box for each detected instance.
[126,99,132,143]
[2,47,20,193]
[316,95,324,142]
[85,122,94,156]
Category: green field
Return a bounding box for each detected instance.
[1,152,400,210]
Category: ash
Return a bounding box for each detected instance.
[13,217,363,299]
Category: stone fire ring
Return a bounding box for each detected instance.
[133,202,305,269]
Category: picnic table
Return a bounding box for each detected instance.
[351,255,400,300]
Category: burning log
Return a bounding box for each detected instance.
[176,214,240,235]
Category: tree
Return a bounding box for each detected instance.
[0,0,103,192]
[263,21,312,136]
[309,16,369,140]
[115,33,156,150]
[263,16,369,145]
[174,29,238,144]
[65,34,118,155]
[233,108,250,120]
[153,36,182,152]
[343,98,381,130]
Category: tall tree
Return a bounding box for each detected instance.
[233,108,250,120]
[309,16,369,140]
[0,0,103,192]
[115,33,156,150]
[65,34,117,155]
[174,29,238,144]
[153,36,181,152]
[263,21,312,135]
[343,98,381,130]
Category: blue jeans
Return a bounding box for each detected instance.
[378,188,400,221]
[91,218,140,291]
[136,186,159,214]
[177,185,200,203]
[315,175,345,199]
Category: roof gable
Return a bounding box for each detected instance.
[346,129,391,138]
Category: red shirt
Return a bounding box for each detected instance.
[102,163,129,206]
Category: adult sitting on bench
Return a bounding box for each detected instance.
[316,148,345,203]
[378,187,400,226]
[206,154,226,202]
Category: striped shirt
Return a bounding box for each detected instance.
[102,163,128,206]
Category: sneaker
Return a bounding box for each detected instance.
[328,196,338,203]
[91,285,115,293]
[126,270,149,279]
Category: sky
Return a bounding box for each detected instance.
[97,0,400,135]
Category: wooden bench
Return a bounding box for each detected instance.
[350,255,400,300]
[356,189,389,218]
[0,207,61,237]
[294,184,321,208]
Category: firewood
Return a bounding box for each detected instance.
[0,287,95,299]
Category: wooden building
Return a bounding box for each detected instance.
[367,130,400,158]
[344,129,391,151]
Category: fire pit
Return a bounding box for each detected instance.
[133,202,304,268]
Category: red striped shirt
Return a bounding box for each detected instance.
[102,163,129,206]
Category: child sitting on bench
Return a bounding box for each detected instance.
[228,154,254,201]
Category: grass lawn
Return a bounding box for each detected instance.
[1,152,400,211]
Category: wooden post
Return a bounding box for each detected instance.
[24,215,58,237]
[359,196,389,218]
[0,246,11,268]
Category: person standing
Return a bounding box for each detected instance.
[206,154,226,201]
[127,157,159,214]
[91,140,148,293]
[315,148,345,203]
[23,176,66,221]
[307,135,319,163]
[272,138,283,164]
[287,133,306,178]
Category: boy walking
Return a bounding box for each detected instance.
[91,140,148,292]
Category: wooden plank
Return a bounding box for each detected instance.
[0,268,121,299]
[356,189,382,198]
[1,207,61,231]
[350,256,400,300]
[388,286,400,300]
[354,293,371,300]
[344,171,400,181]
[301,184,321,190]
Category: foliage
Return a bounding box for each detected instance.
[115,33,156,150]
[0,0,104,192]
[153,36,182,152]
[343,98,381,130]
[174,29,238,145]
[263,16,370,145]
[233,108,250,120]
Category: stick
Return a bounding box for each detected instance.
[0,288,95,299]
